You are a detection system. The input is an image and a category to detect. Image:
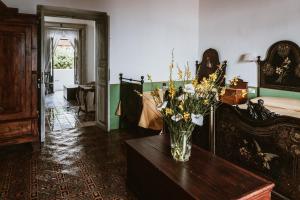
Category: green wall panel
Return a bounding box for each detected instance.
[259,88,300,99]
[247,87,300,100]
[109,84,300,130]
[110,84,120,130]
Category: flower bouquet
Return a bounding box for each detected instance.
[147,53,225,162]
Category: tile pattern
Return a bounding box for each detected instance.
[0,91,143,199]
[0,127,142,200]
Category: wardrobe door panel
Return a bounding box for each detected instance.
[0,25,31,121]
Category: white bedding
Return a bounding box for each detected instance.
[238,96,300,119]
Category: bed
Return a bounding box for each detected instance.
[117,73,163,131]
[193,48,227,149]
[215,41,300,200]
[117,48,227,134]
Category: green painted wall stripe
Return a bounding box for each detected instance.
[109,83,300,130]
[259,88,300,99]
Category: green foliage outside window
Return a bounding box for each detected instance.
[53,47,74,69]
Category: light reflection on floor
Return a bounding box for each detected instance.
[45,91,95,131]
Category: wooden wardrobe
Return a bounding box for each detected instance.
[0,1,39,148]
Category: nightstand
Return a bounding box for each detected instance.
[221,88,248,105]
[221,78,248,105]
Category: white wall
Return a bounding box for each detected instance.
[4,0,199,84]
[45,16,96,83]
[199,0,300,86]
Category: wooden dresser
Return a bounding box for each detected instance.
[0,1,39,148]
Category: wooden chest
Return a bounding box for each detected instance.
[126,135,274,200]
[221,88,248,105]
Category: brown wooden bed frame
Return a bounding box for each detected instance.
[215,41,300,200]
[193,49,227,150]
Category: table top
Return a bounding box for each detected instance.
[126,135,274,200]
[78,85,95,91]
[63,84,78,89]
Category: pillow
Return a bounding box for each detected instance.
[250,97,300,111]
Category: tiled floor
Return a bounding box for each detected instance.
[45,91,96,131]
[0,91,144,200]
[0,127,142,200]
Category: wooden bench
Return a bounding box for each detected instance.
[126,135,274,200]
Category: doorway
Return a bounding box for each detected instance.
[38,6,109,142]
[43,20,96,132]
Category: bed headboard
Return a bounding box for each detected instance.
[119,73,144,128]
[258,40,300,95]
[196,48,227,86]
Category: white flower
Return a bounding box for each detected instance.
[191,113,203,126]
[212,88,218,93]
[157,101,168,111]
[171,114,183,122]
[177,94,185,101]
[184,84,195,94]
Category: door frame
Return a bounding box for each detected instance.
[45,22,87,85]
[37,5,110,142]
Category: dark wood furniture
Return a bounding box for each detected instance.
[221,88,248,105]
[77,84,95,114]
[0,1,39,148]
[196,48,227,86]
[126,135,274,200]
[258,40,300,94]
[215,41,300,199]
[119,73,144,128]
[63,84,78,101]
[221,79,248,105]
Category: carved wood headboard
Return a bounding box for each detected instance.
[258,40,300,94]
[196,48,227,86]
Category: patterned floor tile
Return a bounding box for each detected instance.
[0,91,145,200]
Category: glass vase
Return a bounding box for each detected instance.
[169,129,193,162]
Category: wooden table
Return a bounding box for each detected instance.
[77,85,95,114]
[126,135,274,200]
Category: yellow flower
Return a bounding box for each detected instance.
[185,65,192,80]
[147,74,152,81]
[165,108,174,116]
[178,102,184,111]
[192,79,198,87]
[220,87,226,96]
[203,99,209,105]
[209,73,217,82]
[177,67,183,80]
[230,76,239,86]
[169,81,176,98]
[183,112,190,122]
